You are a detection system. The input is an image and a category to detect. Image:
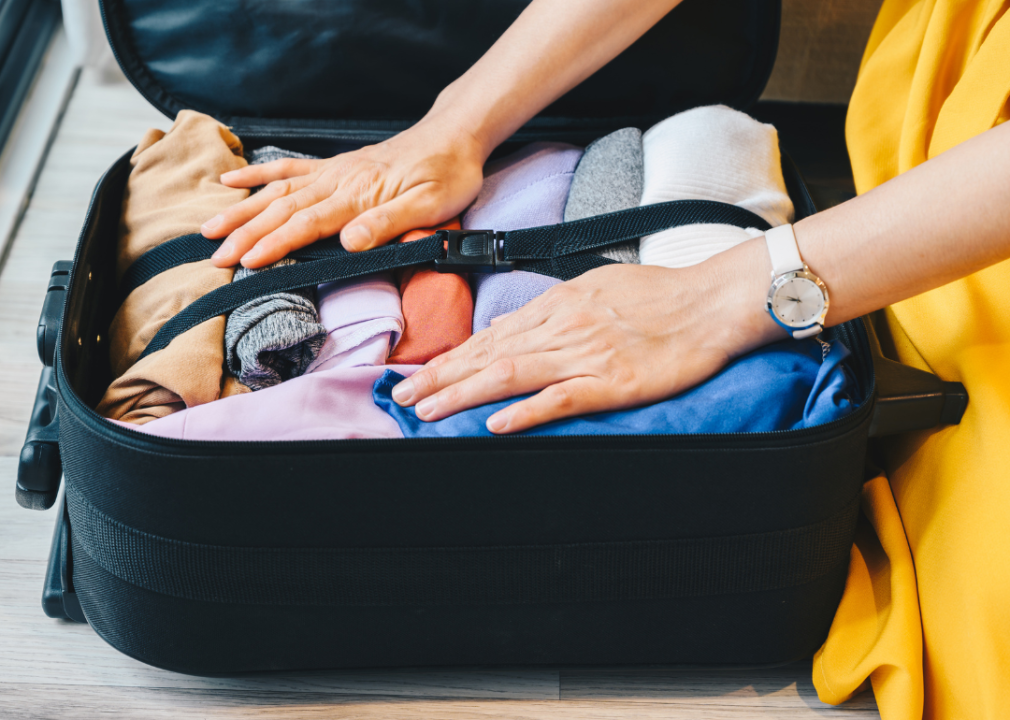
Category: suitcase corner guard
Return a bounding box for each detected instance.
[41,494,86,623]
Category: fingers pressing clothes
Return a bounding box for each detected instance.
[373,339,856,438]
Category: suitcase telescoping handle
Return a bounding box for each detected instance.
[16,261,70,511]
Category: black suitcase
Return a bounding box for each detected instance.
[16,0,968,675]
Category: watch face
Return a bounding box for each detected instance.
[771,276,826,328]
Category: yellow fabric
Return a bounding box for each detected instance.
[814,2,1010,718]
[814,475,923,720]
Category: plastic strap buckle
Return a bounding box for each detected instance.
[434,229,514,274]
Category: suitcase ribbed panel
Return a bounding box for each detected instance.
[66,484,858,607]
[72,532,851,674]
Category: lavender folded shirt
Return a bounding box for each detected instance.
[464,142,583,332]
[125,272,409,441]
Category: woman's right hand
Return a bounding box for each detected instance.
[202,115,487,269]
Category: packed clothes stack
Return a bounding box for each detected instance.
[101,106,857,440]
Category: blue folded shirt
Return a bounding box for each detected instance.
[373,338,857,437]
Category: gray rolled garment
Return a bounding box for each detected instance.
[563,127,643,264]
[225,259,327,390]
[223,146,326,390]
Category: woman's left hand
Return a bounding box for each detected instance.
[390,241,784,433]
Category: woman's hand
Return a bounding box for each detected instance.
[203,117,487,268]
[390,239,785,434]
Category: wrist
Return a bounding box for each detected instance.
[707,237,788,355]
[425,80,501,162]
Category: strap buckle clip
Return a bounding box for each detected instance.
[434,229,513,274]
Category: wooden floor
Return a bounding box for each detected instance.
[0,69,880,718]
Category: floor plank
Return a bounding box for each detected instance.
[0,67,879,718]
[0,68,165,455]
[0,684,878,720]
[561,667,879,714]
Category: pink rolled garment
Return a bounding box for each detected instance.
[115,365,419,441]
[118,273,411,441]
[308,272,403,372]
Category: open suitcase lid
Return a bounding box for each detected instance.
[99,0,780,142]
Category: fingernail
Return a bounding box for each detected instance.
[202,215,224,233]
[415,395,437,419]
[391,379,415,405]
[211,240,233,259]
[342,225,371,251]
[220,171,238,183]
[241,247,262,266]
[486,413,508,433]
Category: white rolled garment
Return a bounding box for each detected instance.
[638,105,794,269]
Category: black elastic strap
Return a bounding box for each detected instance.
[135,200,772,360]
[119,234,219,299]
[119,234,353,301]
[140,235,445,359]
[501,199,770,259]
[67,485,857,608]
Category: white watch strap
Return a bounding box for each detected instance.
[765,224,803,276]
[792,324,823,340]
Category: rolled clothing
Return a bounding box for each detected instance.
[464,142,583,333]
[387,221,474,365]
[121,365,414,441]
[638,105,794,269]
[374,338,856,438]
[224,259,327,390]
[307,272,404,373]
[97,110,251,424]
[123,272,409,441]
[563,127,643,264]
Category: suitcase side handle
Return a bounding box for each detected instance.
[16,261,70,511]
[866,316,968,437]
[869,355,968,437]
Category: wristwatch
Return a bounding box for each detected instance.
[764,224,829,339]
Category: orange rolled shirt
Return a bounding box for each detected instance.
[387,220,473,365]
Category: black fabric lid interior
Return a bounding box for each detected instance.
[100,0,780,141]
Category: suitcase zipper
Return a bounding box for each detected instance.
[56,325,875,456]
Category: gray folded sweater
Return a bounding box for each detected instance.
[563,127,644,264]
